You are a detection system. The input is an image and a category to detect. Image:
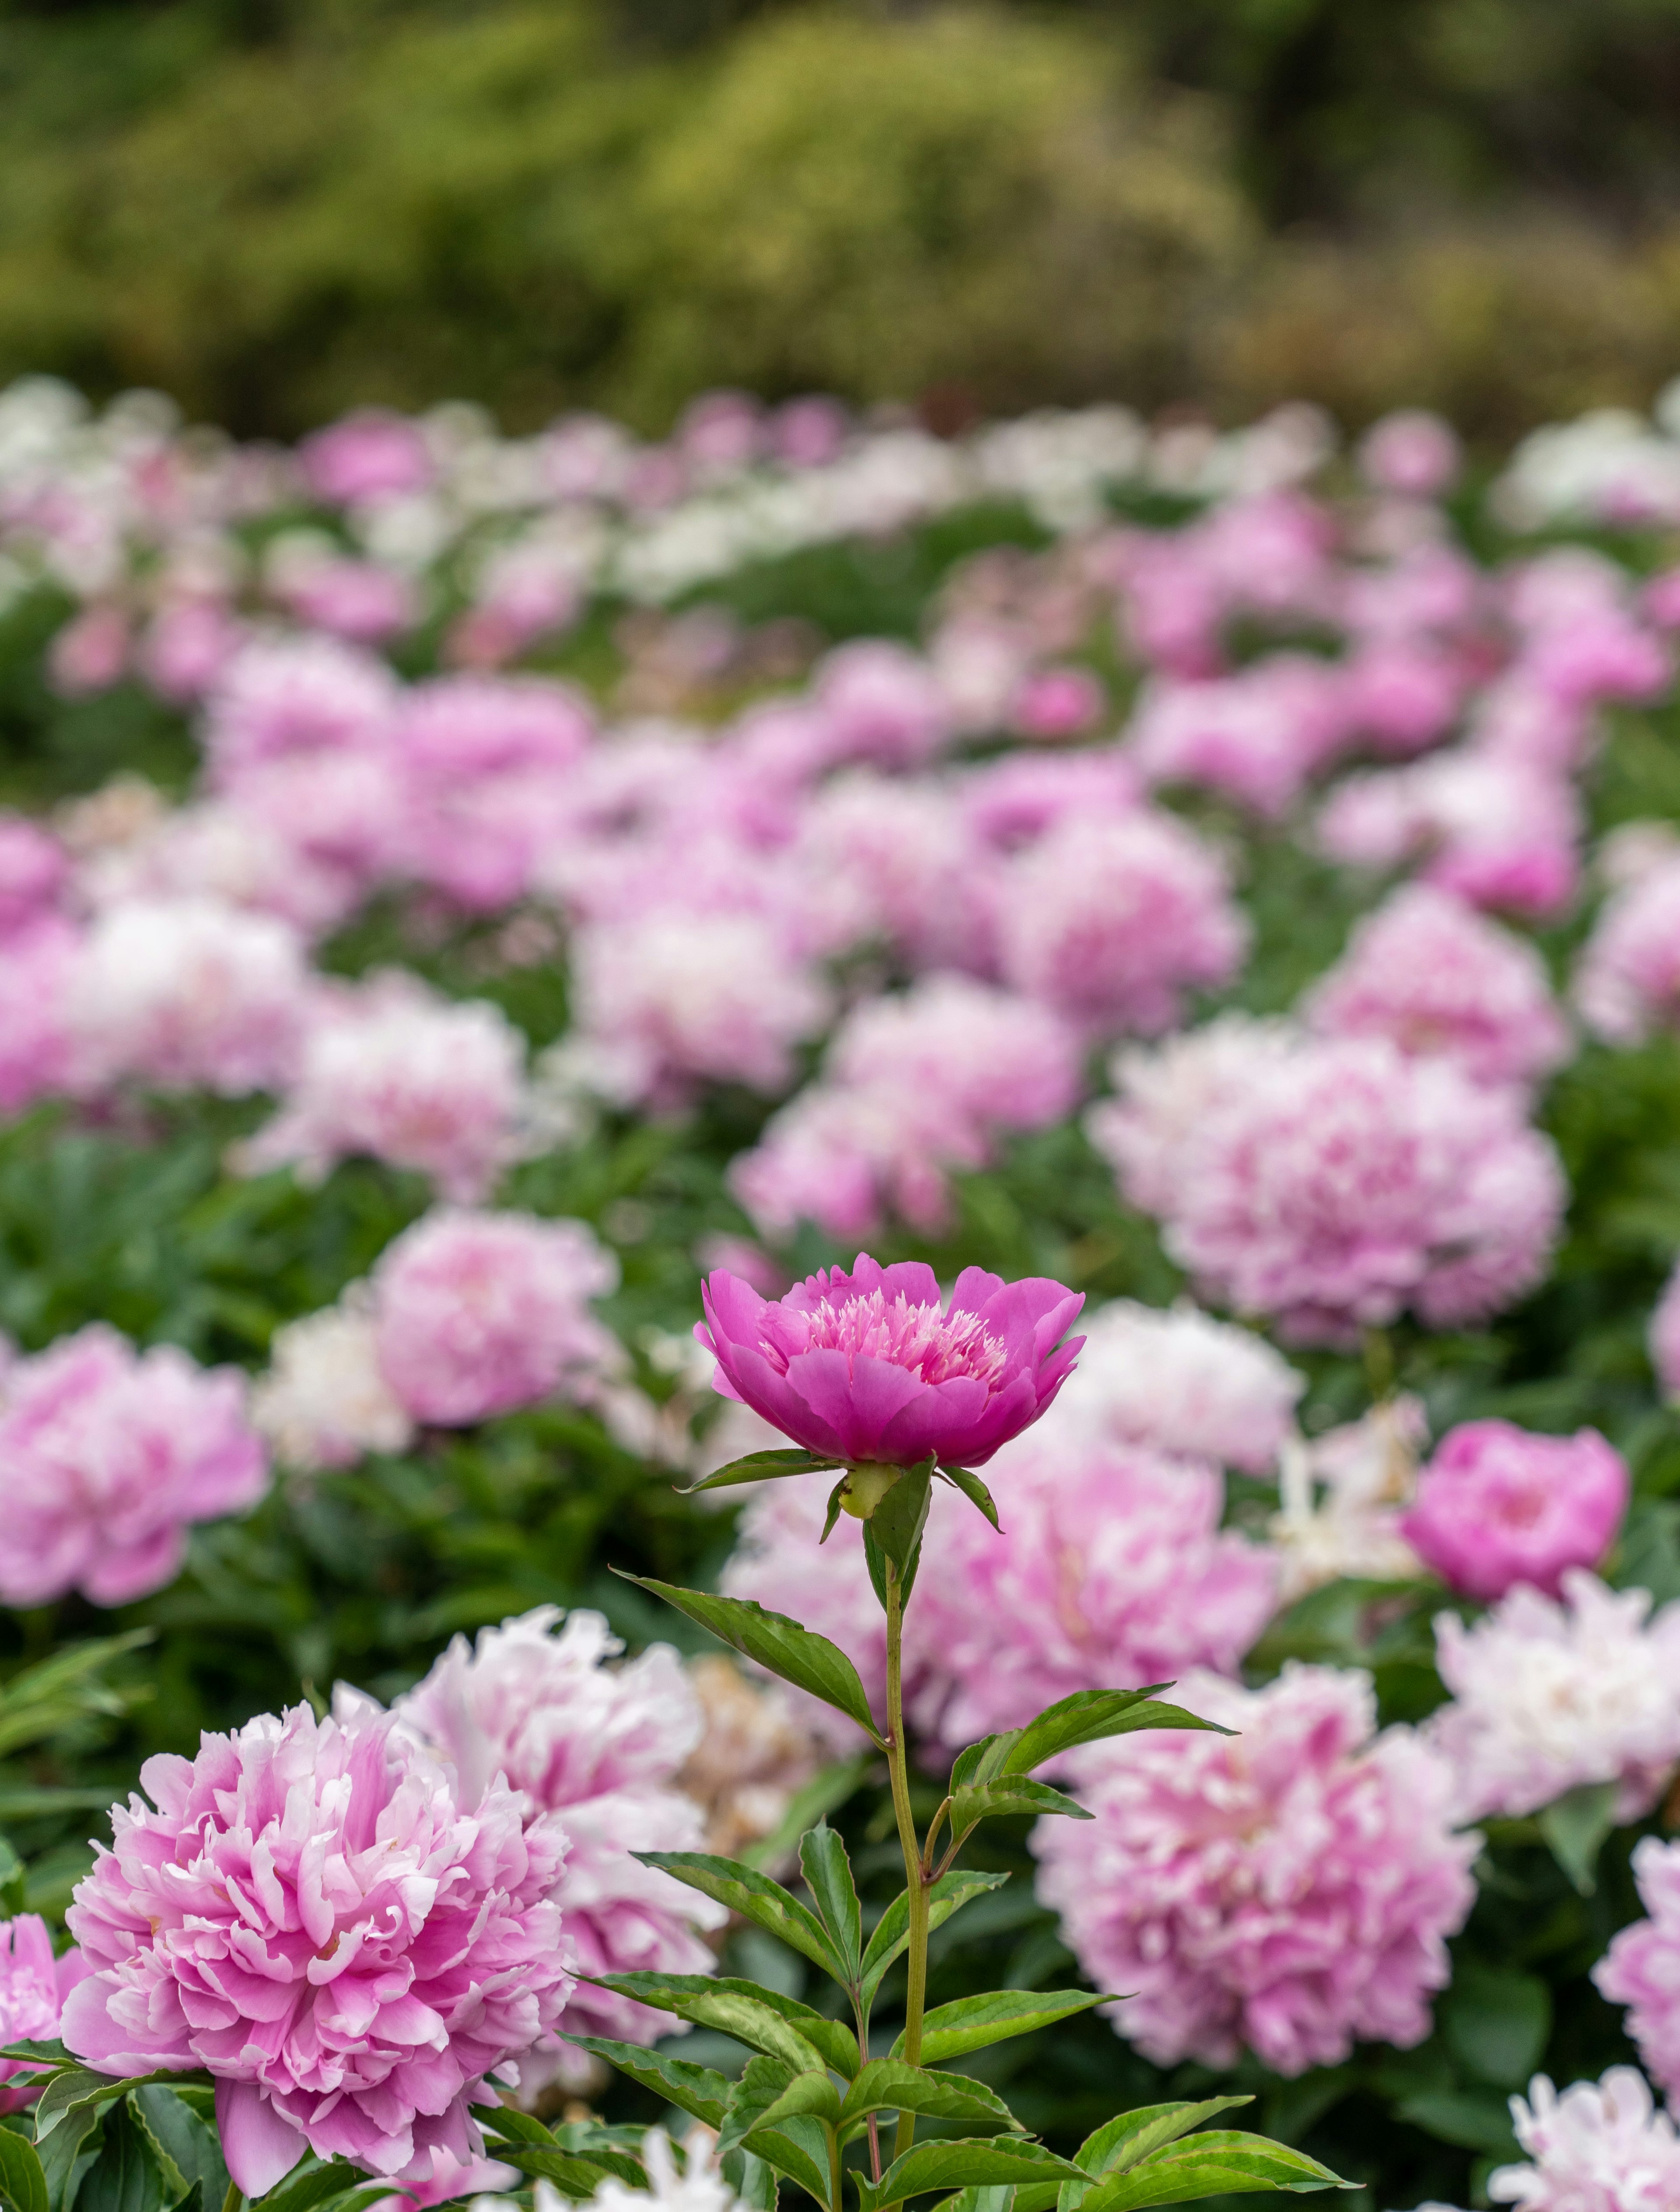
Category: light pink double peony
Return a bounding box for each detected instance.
[0,1325,269,1608]
[1593,1840,1680,2106]
[1402,1418,1628,1602]
[63,1694,573,2195]
[0,1915,89,2110]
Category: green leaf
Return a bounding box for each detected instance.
[937,1465,1000,1530]
[35,2077,189,2146]
[634,1852,845,1982]
[719,2150,775,2212]
[742,2118,833,2208]
[858,2137,1080,2211]
[1538,1780,1619,1896]
[1440,1963,1551,2090]
[895,1988,1110,2065]
[1394,2090,1520,2160]
[800,1824,863,1982]
[556,2037,731,2129]
[127,2094,226,2212]
[838,2062,1020,2132]
[721,2069,830,2189]
[0,1838,26,1920]
[36,2101,100,2212]
[251,2161,368,2212]
[860,1870,1011,2006]
[0,2128,49,2212]
[680,1449,841,1496]
[612,1576,884,1747]
[928,2189,1020,2212]
[74,2101,184,2212]
[1000,1692,1227,1784]
[496,2151,648,2198]
[870,1461,934,1589]
[584,1974,859,2077]
[0,2043,69,2069]
[948,1778,1093,1834]
[1060,2102,1254,2208]
[1077,2135,1348,2212]
[754,2073,844,2134]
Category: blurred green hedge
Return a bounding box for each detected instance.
[3,0,1680,438]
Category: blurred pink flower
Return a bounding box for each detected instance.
[299,409,434,506]
[1575,856,1680,1044]
[1033,1664,1475,2075]
[1401,1419,1628,1602]
[0,1324,268,1607]
[1304,884,1571,1090]
[1489,2069,1680,2212]
[0,917,79,1115]
[1593,1842,1680,2104]
[1127,658,1348,819]
[396,1608,726,2080]
[1358,411,1462,499]
[0,1916,90,2111]
[372,1208,620,1426]
[698,1253,1083,1470]
[0,816,67,935]
[1651,1259,1680,1401]
[278,556,417,644]
[139,598,246,704]
[49,606,129,698]
[811,640,951,770]
[1011,665,1106,740]
[63,1693,571,2193]
[203,635,398,786]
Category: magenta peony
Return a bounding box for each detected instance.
[697,1254,1083,1470]
[395,1608,726,2080]
[0,1916,90,2110]
[908,1440,1279,1751]
[1593,1840,1680,2103]
[63,1693,573,2194]
[1489,2069,1680,2212]
[1401,1419,1628,1602]
[371,1208,620,1427]
[0,1325,269,1607]
[1032,1663,1477,2076]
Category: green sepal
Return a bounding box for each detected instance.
[937,1465,1001,1530]
[892,1988,1111,2064]
[612,1575,884,1747]
[632,1851,845,1981]
[821,1481,848,1544]
[859,1869,1011,2007]
[679,1449,841,1497]
[582,1972,859,2076]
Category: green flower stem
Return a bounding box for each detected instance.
[883,1556,929,2165]
[221,2183,244,2212]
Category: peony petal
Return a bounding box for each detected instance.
[782,1347,925,1463]
[217,2081,308,2197]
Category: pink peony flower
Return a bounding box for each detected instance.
[995,808,1249,1038]
[139,598,246,704]
[811,641,951,770]
[0,1916,91,2111]
[49,606,129,698]
[1011,665,1106,740]
[299,409,435,506]
[395,1609,726,2080]
[1319,752,1582,923]
[371,1208,620,1427]
[1652,1260,1680,1401]
[1096,1026,1564,1345]
[1126,657,1349,819]
[1304,884,1571,1091]
[0,917,80,1115]
[698,1254,1083,1471]
[203,636,398,787]
[277,557,417,645]
[1032,1663,1476,2075]
[240,977,528,1201]
[63,1693,572,2193]
[1428,1571,1680,1824]
[251,1296,416,1472]
[1593,1841,1680,2104]
[0,1325,269,1607]
[1358,411,1462,498]
[1489,2069,1680,2212]
[65,896,313,1097]
[1575,857,1680,1044]
[909,1440,1279,1751]
[0,815,67,936]
[1401,1419,1628,1602]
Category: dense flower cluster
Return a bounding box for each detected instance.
[1032,1665,1478,2075]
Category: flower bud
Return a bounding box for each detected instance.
[840,1461,902,1519]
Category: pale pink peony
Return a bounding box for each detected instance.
[251,1295,416,1472]
[140,598,246,704]
[0,1916,91,2110]
[1489,2068,1680,2212]
[1304,884,1571,1091]
[791,775,996,975]
[910,1440,1279,1751]
[1319,751,1582,922]
[1593,1841,1680,2105]
[1032,1663,1476,2075]
[240,977,528,1201]
[299,409,435,506]
[1086,1014,1295,1221]
[63,1693,572,2193]
[995,808,1249,1038]
[395,1608,726,2078]
[1096,1026,1564,1345]
[1575,857,1680,1044]
[1358,411,1462,498]
[65,896,313,1096]
[1126,658,1349,819]
[371,1208,620,1427]
[1401,1419,1628,1602]
[203,635,398,786]
[277,556,417,645]
[1428,1571,1680,1824]
[0,814,68,935]
[0,1323,269,1606]
[1037,1298,1304,1474]
[811,640,952,769]
[0,917,80,1115]
[1651,1260,1680,1401]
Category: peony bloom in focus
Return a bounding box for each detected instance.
[0,1916,90,2111]
[1428,1571,1680,1824]
[396,1610,726,2083]
[1593,1841,1680,2104]
[63,1694,572,2194]
[0,1325,269,1607]
[1304,884,1570,1093]
[909,1440,1279,1752]
[1033,1663,1476,2076]
[1401,1419,1628,1602]
[1488,2069,1680,2212]
[371,1208,620,1427]
[1093,1026,1564,1346]
[697,1254,1083,1471]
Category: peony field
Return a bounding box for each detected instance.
[7,374,1680,2212]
